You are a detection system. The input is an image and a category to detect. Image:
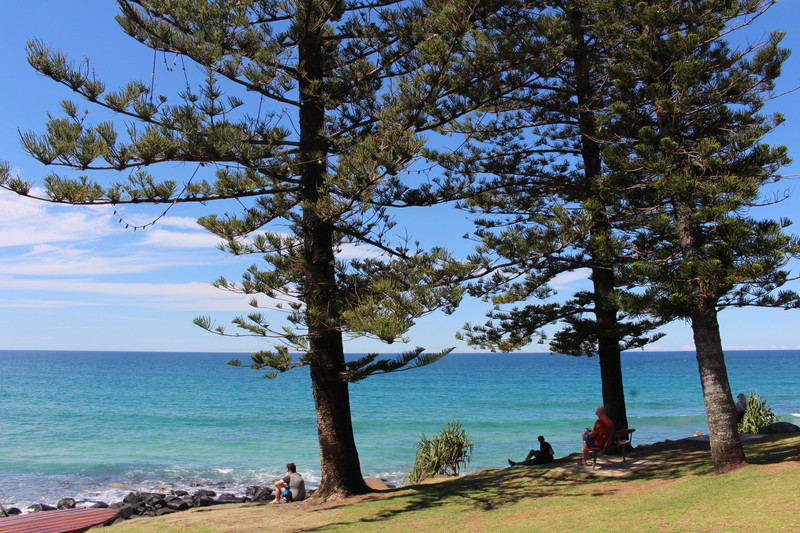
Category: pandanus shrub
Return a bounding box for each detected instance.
[408,421,474,483]
[739,391,780,434]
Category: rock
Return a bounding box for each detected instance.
[216,493,248,503]
[4,507,21,515]
[113,504,140,520]
[122,492,144,504]
[759,422,800,434]
[364,477,390,491]
[27,503,57,512]
[153,484,174,492]
[246,486,273,502]
[692,431,703,437]
[165,498,190,511]
[90,501,109,508]
[195,497,220,507]
[155,507,177,516]
[147,497,168,509]
[57,498,76,509]
[171,489,189,497]
[194,489,217,499]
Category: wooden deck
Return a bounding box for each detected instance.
[0,508,117,533]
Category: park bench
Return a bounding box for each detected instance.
[0,507,117,533]
[587,428,635,470]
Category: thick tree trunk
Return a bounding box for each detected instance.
[690,304,747,473]
[308,326,369,499]
[593,265,628,430]
[299,20,368,500]
[570,6,628,430]
[673,198,747,473]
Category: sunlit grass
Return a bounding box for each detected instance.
[108,434,800,532]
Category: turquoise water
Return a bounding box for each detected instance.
[1,350,798,510]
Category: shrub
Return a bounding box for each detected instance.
[738,391,780,434]
[408,421,474,483]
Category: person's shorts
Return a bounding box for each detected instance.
[583,433,599,447]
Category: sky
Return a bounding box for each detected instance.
[1,1,799,354]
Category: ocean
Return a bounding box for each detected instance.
[1,349,798,511]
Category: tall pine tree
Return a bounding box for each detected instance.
[604,0,799,473]
[439,0,664,430]
[0,0,511,497]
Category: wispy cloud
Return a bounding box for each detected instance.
[550,268,591,289]
[0,189,113,247]
[0,276,260,311]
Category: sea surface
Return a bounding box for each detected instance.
[1,349,798,511]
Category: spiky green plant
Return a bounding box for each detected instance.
[408,421,474,483]
[739,391,780,434]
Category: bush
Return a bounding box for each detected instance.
[408,421,474,483]
[738,391,780,434]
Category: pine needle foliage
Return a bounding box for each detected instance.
[0,0,515,498]
[603,0,799,473]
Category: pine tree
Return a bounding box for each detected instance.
[440,0,664,430]
[0,0,508,498]
[603,0,799,473]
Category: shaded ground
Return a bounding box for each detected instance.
[100,434,800,532]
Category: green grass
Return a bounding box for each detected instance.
[107,434,800,532]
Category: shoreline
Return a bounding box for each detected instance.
[0,431,715,516]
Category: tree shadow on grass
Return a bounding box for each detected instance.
[297,435,800,531]
[298,461,624,531]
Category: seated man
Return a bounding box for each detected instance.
[272,462,306,503]
[581,405,614,466]
[508,435,554,466]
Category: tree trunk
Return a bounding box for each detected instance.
[594,263,628,431]
[299,20,368,500]
[570,6,628,430]
[690,303,747,473]
[673,198,747,473]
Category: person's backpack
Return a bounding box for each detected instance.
[283,487,293,502]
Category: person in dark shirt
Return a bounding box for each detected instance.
[508,435,555,466]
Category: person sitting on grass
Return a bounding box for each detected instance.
[508,435,555,466]
[272,462,306,504]
[581,405,614,466]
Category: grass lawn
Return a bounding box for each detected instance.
[107,434,800,532]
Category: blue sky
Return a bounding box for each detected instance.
[1,1,799,354]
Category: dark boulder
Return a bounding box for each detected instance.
[246,485,273,502]
[113,504,140,520]
[216,493,248,504]
[90,501,109,508]
[759,422,800,434]
[57,498,76,509]
[122,492,143,504]
[4,507,22,515]
[194,497,220,507]
[155,507,177,516]
[27,503,57,512]
[165,497,190,511]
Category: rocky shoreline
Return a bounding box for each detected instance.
[1,485,292,526]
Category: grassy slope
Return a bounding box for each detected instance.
[108,434,800,532]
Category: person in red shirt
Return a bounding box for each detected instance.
[581,406,614,466]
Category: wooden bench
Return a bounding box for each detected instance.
[0,508,117,533]
[587,428,635,470]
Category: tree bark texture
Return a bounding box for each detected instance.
[570,6,628,431]
[299,23,368,499]
[674,197,747,473]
